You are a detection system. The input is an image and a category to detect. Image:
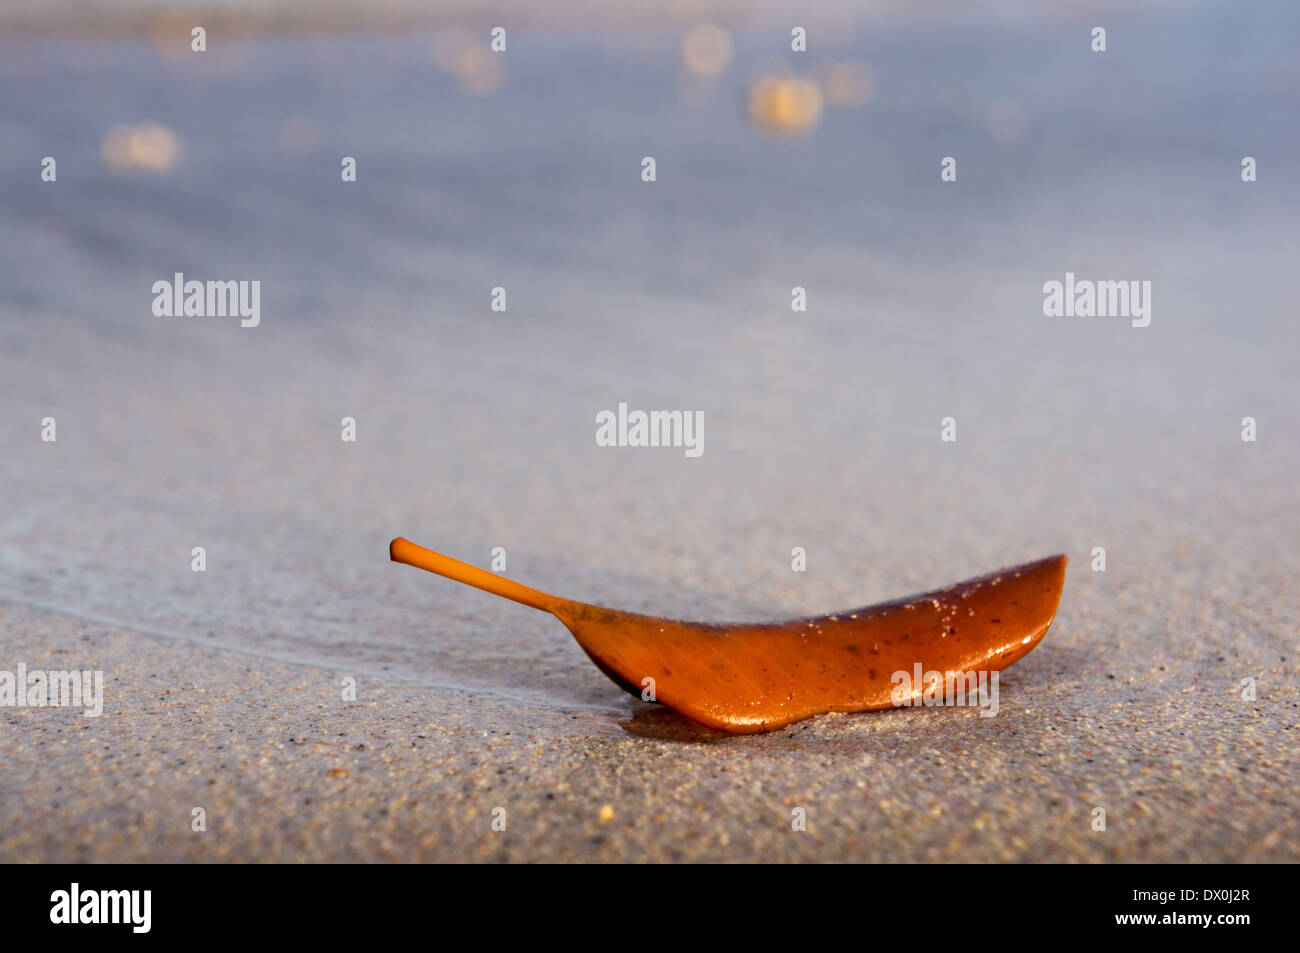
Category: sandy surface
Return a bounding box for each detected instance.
[2,2,1298,861]
[3,595,1296,863]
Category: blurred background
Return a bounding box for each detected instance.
[1,0,1297,710]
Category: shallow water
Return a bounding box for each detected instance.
[2,2,1297,717]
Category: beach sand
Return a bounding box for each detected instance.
[2,3,1298,861]
[4,590,1296,863]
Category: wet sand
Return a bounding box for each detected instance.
[2,4,1298,861]
[4,592,1295,863]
